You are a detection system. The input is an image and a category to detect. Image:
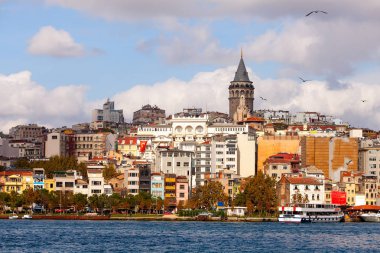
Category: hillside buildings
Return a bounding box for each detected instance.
[133,104,165,125]
[92,99,124,124]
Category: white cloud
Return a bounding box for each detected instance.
[0,71,89,133]
[28,26,85,57]
[245,19,380,77]
[113,66,380,130]
[1,67,379,133]
[44,0,380,79]
[44,0,380,21]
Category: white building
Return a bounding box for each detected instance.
[359,139,380,184]
[88,169,104,196]
[92,99,124,123]
[277,176,325,205]
[237,133,256,177]
[124,167,140,195]
[211,135,237,174]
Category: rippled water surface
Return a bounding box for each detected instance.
[1,220,379,252]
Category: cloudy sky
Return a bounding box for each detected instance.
[1,0,380,132]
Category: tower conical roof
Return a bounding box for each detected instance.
[233,57,251,82]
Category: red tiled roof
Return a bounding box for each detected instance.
[118,137,137,145]
[265,153,300,164]
[87,169,102,173]
[0,171,33,176]
[244,117,266,122]
[346,205,380,211]
[286,177,322,185]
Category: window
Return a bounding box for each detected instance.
[83,185,88,189]
[272,165,277,170]
[52,135,58,140]
[167,162,172,167]
[65,182,74,187]
[272,173,277,178]
[179,193,185,198]
[184,162,189,167]
[56,182,63,187]
[91,189,102,194]
[180,185,185,190]
[92,181,102,186]
[177,162,181,167]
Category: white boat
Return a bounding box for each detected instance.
[9,215,19,220]
[359,212,380,222]
[22,214,32,219]
[278,204,344,223]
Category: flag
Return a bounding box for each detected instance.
[139,140,148,153]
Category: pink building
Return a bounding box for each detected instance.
[176,176,188,206]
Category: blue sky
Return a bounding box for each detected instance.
[1,0,380,131]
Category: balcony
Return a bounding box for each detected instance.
[165,186,175,190]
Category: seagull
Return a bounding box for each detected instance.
[259,96,267,101]
[361,100,368,103]
[299,77,311,83]
[306,10,328,17]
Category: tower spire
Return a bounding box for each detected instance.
[241,48,243,59]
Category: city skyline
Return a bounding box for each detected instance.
[1,1,380,132]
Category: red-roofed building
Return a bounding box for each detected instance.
[277,175,325,206]
[264,153,300,181]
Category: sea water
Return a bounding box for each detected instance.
[0,220,379,252]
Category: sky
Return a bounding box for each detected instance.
[1,0,380,133]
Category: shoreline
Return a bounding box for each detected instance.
[0,214,277,222]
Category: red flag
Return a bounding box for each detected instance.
[139,140,147,153]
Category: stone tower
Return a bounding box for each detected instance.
[229,54,254,121]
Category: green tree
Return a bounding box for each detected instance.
[8,191,23,214]
[107,193,122,213]
[190,181,228,211]
[73,193,88,213]
[0,192,10,214]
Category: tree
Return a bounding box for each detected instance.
[190,181,228,211]
[73,193,88,213]
[234,171,277,216]
[8,191,23,213]
[103,164,118,182]
[34,189,51,213]
[0,192,10,214]
[22,188,37,213]
[107,193,122,213]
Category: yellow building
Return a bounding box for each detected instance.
[0,171,33,194]
[257,136,300,172]
[44,178,56,192]
[118,137,139,157]
[301,137,358,179]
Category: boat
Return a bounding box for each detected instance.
[9,214,19,220]
[22,214,32,219]
[278,204,344,223]
[359,212,380,222]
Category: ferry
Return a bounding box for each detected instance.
[278,204,344,223]
[359,212,380,222]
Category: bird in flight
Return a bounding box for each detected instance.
[306,10,328,17]
[299,77,311,83]
[361,100,368,102]
[259,96,267,101]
